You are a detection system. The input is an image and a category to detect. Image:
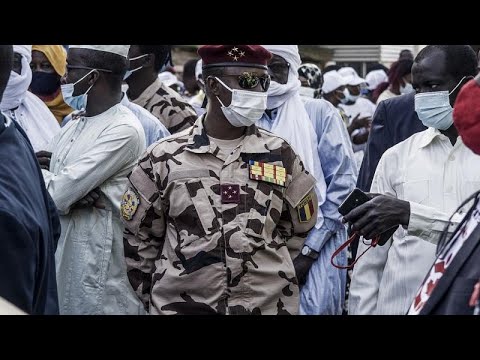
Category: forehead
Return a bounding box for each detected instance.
[411,49,449,82]
[66,49,87,65]
[31,50,49,63]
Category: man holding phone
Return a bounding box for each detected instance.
[345,45,480,315]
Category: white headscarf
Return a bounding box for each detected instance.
[0,45,33,111]
[261,45,326,229]
[0,45,59,151]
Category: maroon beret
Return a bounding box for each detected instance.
[453,76,480,155]
[198,45,272,70]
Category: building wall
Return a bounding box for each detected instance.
[324,45,381,62]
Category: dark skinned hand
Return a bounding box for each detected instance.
[348,114,371,133]
[293,254,316,286]
[72,188,106,209]
[342,193,410,240]
[36,151,52,170]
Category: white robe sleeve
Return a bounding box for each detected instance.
[44,124,141,215]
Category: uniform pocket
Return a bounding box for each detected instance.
[245,182,284,242]
[169,179,218,248]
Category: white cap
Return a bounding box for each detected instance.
[365,69,388,90]
[325,60,337,67]
[338,66,366,86]
[69,45,130,58]
[322,70,347,94]
[13,45,32,63]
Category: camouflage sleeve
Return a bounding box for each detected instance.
[167,108,197,134]
[122,153,166,311]
[284,155,318,236]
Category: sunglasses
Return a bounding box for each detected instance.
[221,72,271,91]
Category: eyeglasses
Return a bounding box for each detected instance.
[221,72,271,91]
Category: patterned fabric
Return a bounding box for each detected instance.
[122,116,318,315]
[408,199,480,315]
[130,78,197,134]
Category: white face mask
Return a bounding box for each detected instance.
[337,88,349,104]
[214,76,267,127]
[400,81,414,95]
[299,86,315,98]
[414,76,466,130]
[345,87,360,103]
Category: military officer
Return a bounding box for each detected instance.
[122,45,318,315]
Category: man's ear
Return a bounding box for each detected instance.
[88,70,100,86]
[206,76,220,96]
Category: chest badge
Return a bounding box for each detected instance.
[249,160,286,187]
[221,184,240,204]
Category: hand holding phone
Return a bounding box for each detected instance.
[339,189,397,246]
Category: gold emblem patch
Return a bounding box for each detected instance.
[121,189,140,221]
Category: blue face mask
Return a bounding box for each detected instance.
[414,76,466,130]
[123,54,149,81]
[60,69,95,111]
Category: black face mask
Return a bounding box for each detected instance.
[30,72,61,97]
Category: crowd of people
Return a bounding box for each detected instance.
[0,44,479,315]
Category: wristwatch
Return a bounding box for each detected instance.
[301,245,319,260]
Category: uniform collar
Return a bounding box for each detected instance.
[186,115,270,158]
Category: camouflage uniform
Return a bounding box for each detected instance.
[122,116,318,315]
[131,78,198,134]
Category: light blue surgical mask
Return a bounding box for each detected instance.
[123,54,149,80]
[414,76,466,130]
[60,69,96,111]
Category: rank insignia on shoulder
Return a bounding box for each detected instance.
[297,194,315,223]
[121,189,140,221]
[249,160,286,187]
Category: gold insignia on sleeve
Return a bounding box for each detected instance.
[121,189,140,221]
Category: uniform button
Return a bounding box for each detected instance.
[446,186,453,192]
[449,156,455,161]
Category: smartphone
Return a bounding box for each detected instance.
[339,188,397,246]
[338,188,370,216]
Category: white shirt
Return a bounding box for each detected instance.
[349,128,480,315]
[121,93,170,147]
[42,104,146,315]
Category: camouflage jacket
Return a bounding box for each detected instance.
[122,116,318,315]
[130,78,197,134]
